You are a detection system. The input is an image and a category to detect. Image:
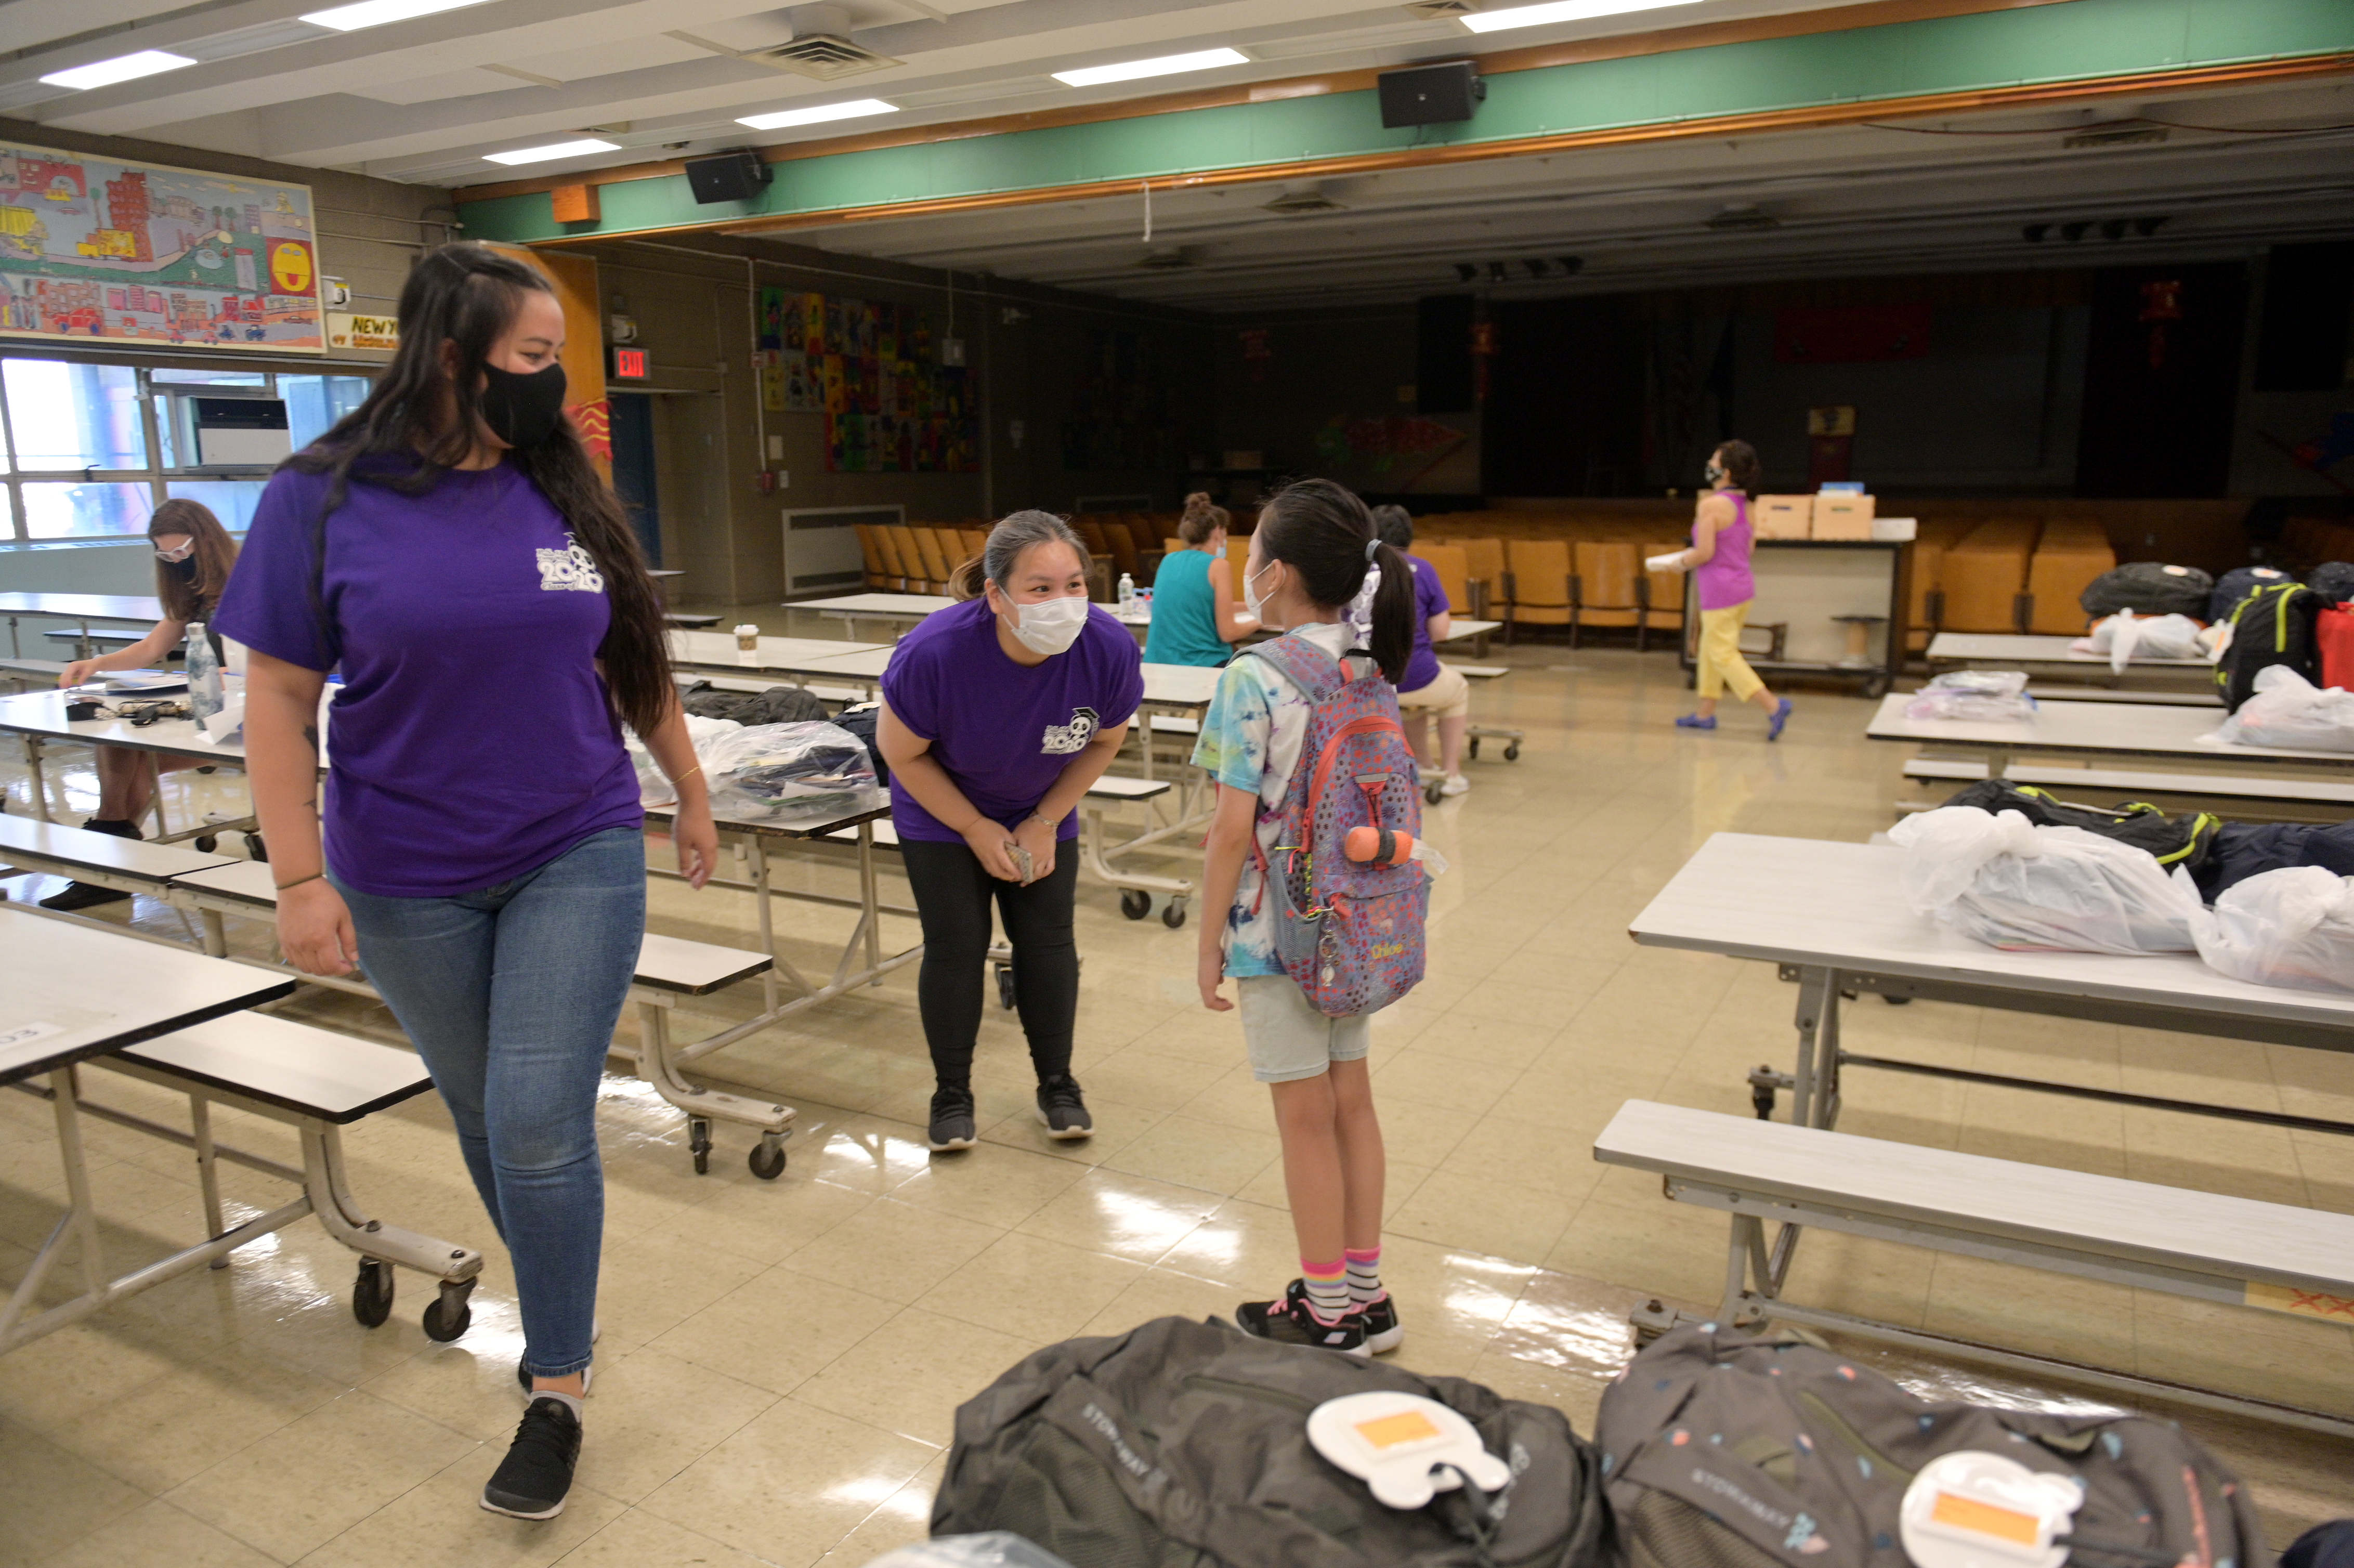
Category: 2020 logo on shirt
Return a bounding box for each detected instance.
[1041,706,1099,755]
[537,534,606,593]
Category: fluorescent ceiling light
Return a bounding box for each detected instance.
[299,0,494,30]
[38,50,196,90]
[483,137,620,166]
[1461,0,1704,32]
[1052,47,1249,88]
[737,98,898,130]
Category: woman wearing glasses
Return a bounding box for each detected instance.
[43,498,240,910]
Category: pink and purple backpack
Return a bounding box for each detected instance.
[1240,634,1430,1017]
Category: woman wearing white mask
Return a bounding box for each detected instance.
[879,511,1143,1152]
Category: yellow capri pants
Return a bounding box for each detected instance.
[1696,601,1765,703]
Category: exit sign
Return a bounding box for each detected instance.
[610,346,649,380]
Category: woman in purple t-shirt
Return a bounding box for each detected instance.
[1656,439,1794,739]
[218,246,717,1524]
[877,512,1142,1154]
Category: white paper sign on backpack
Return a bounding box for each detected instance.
[1899,1451,2083,1568]
[1306,1392,1510,1509]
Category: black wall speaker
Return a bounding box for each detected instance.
[1378,61,1485,129]
[685,150,773,204]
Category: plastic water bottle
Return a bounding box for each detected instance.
[1117,572,1135,615]
[186,621,224,724]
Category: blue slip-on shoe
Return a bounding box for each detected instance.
[1673,714,1717,730]
[1767,698,1794,741]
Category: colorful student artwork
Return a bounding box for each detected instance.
[0,140,324,352]
[757,285,978,473]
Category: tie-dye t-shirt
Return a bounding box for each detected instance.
[1191,620,1357,978]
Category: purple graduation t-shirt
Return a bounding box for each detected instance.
[214,460,643,898]
[880,596,1144,843]
[1401,555,1448,694]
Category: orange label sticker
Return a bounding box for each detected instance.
[1929,1492,2041,1547]
[1353,1409,1443,1451]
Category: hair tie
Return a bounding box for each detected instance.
[1365,538,1380,563]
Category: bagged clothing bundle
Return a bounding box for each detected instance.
[2079,560,2212,620]
[2209,563,2292,622]
[2195,818,2354,898]
[2205,665,2354,752]
[1936,779,2219,881]
[2321,602,2354,691]
[704,721,876,815]
[681,680,830,726]
[2069,608,2203,672]
[2212,579,2321,711]
[2180,864,2354,992]
[932,1315,1608,1568]
[2308,559,2354,606]
[830,701,890,787]
[623,713,740,806]
[1903,670,2036,724]
[1594,1323,2266,1568]
[1887,806,2199,953]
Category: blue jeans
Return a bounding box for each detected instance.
[333,825,644,1379]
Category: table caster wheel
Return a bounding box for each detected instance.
[195,764,217,775]
[996,964,1016,1010]
[1120,888,1150,920]
[193,833,217,853]
[1881,994,1912,1005]
[247,832,268,864]
[352,1257,393,1328]
[1423,779,1444,806]
[689,1116,712,1174]
[1468,737,1481,760]
[1748,1065,1780,1122]
[1162,898,1187,930]
[1503,742,1521,761]
[749,1139,787,1180]
[423,1277,474,1342]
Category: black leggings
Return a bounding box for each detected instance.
[900,838,1080,1088]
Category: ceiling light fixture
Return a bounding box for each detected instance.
[1460,0,1703,33]
[300,0,495,30]
[1052,47,1249,88]
[736,97,898,129]
[483,137,620,166]
[38,49,195,90]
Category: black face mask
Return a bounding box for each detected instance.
[480,360,568,449]
[164,556,197,581]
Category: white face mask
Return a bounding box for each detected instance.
[1003,593,1090,656]
[1244,563,1278,629]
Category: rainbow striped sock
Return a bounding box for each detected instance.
[1301,1258,1350,1322]
[1344,1246,1383,1305]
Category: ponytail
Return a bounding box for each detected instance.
[1365,540,1416,686]
[1177,491,1228,545]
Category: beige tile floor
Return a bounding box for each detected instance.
[2,619,2351,1565]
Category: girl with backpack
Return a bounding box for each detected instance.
[1194,478,1427,1356]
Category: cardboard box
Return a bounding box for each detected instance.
[1812,492,1877,540]
[1754,495,1814,539]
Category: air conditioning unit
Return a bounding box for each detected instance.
[782,504,902,596]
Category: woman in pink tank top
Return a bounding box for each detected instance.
[1658,441,1792,738]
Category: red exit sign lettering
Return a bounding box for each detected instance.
[611,346,648,379]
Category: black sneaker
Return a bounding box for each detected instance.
[480,1396,581,1520]
[1035,1073,1093,1140]
[1237,1282,1369,1357]
[1276,1277,1404,1353]
[927,1086,977,1151]
[40,881,129,911]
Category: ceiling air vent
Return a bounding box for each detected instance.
[1705,204,1778,231]
[1262,187,1348,216]
[752,33,902,79]
[1402,0,1482,17]
[2063,125,2167,149]
[1136,248,1196,270]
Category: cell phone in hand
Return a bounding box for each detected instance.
[1005,842,1036,884]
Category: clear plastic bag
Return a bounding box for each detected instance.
[860,1535,1076,1568]
[2179,864,2354,992]
[1904,670,2039,724]
[705,720,877,815]
[623,714,741,806]
[2070,609,2205,674]
[1887,806,2200,953]
[2205,665,2354,753]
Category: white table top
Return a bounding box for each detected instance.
[668,631,888,672]
[1629,833,2354,1031]
[0,592,164,624]
[1866,693,2354,769]
[1926,633,2208,669]
[797,593,956,619]
[0,687,249,766]
[0,906,294,1084]
[644,787,894,841]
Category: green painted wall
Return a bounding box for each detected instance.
[460,0,2351,244]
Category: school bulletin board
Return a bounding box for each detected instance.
[756,286,977,474]
[0,140,324,352]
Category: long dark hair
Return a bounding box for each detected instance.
[1712,439,1761,498]
[285,243,673,735]
[149,497,238,623]
[948,509,1088,600]
[1256,478,1415,685]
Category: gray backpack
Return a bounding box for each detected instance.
[932,1315,1611,1567]
[1596,1325,2265,1568]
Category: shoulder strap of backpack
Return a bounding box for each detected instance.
[1237,634,1346,703]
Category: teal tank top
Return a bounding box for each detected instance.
[1143,547,1231,667]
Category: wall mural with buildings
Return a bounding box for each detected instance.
[0,141,324,353]
[756,286,978,474]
